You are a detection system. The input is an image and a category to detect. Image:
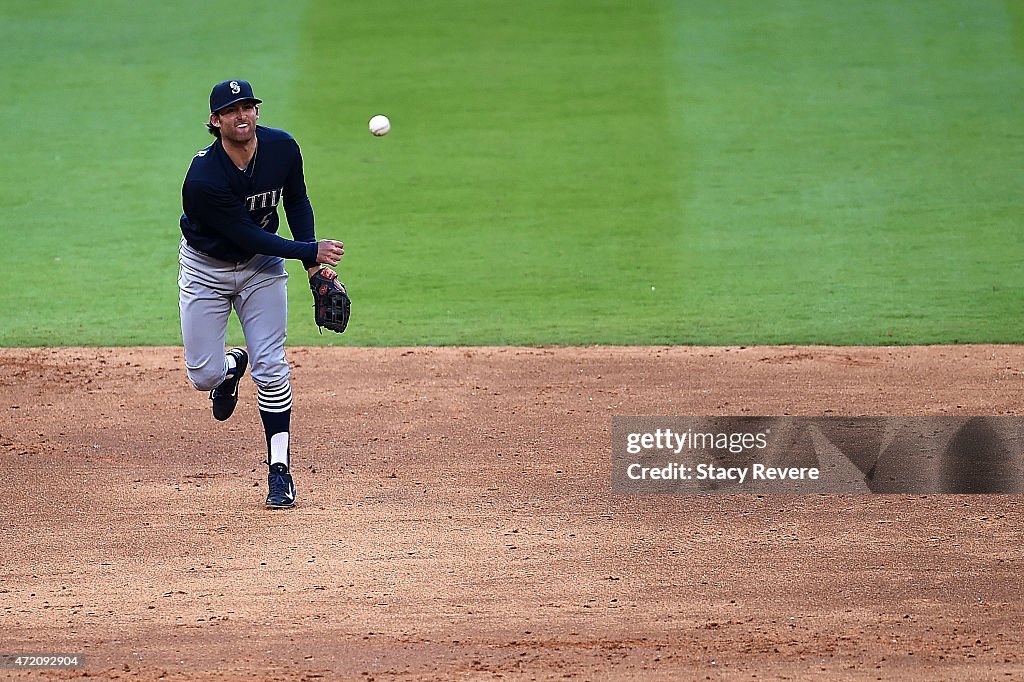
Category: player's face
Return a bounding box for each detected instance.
[212,101,259,143]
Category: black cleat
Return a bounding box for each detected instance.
[266,463,296,509]
[210,348,248,421]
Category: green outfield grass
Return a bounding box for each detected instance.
[1,0,1021,346]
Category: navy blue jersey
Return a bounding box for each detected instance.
[180,126,318,268]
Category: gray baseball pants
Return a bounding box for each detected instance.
[178,239,290,392]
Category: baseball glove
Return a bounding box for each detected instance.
[309,267,351,334]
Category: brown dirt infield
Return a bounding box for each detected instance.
[2,345,1023,681]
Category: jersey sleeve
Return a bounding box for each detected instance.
[282,142,319,271]
[184,180,319,263]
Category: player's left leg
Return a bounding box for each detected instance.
[234,255,296,508]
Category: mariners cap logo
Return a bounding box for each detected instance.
[210,79,263,114]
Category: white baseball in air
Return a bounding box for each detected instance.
[369,114,391,136]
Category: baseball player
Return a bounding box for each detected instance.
[178,79,345,509]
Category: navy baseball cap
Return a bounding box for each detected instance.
[210,79,262,114]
